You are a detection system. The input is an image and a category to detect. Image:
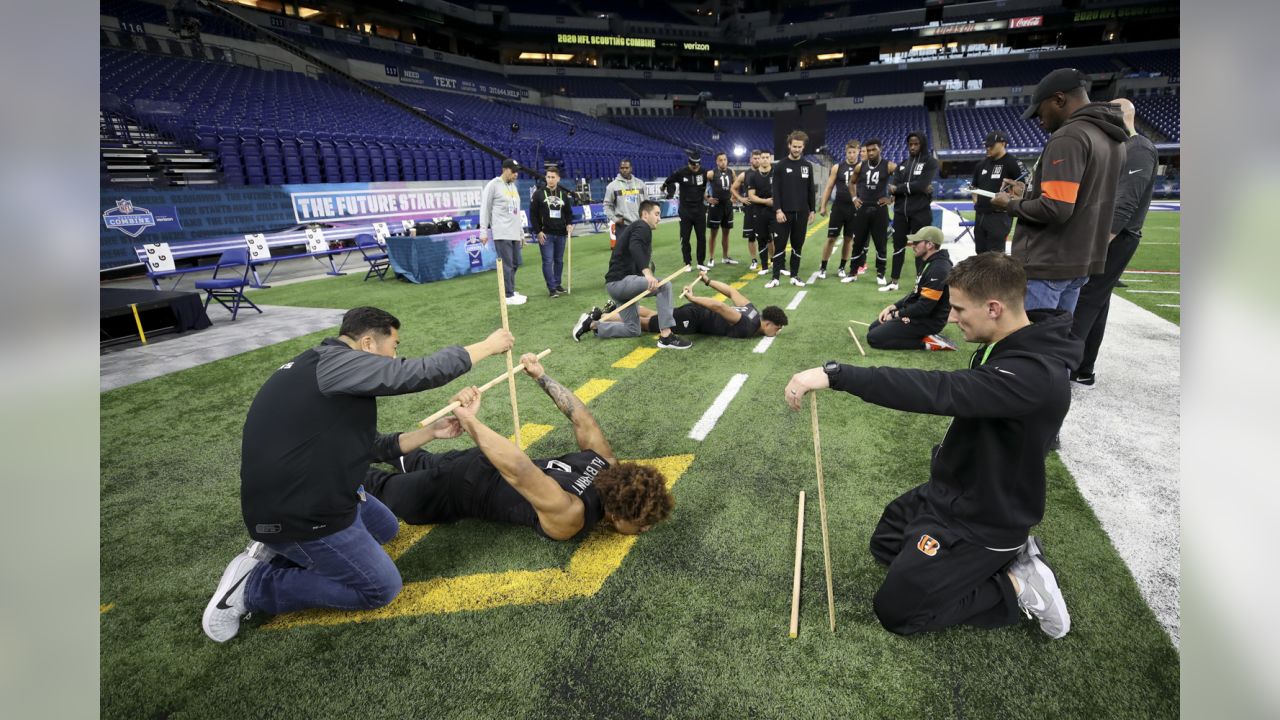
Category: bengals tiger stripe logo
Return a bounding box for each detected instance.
[917,534,940,557]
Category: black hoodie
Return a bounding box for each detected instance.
[1009,103,1129,280]
[891,131,937,215]
[827,309,1083,547]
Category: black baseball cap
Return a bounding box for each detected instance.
[984,131,1008,146]
[1021,68,1090,119]
[687,153,702,164]
[502,158,520,170]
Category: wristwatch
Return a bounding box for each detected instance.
[823,360,841,378]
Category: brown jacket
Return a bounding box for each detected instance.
[1009,103,1128,280]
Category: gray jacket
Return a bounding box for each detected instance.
[480,177,524,241]
[603,174,647,224]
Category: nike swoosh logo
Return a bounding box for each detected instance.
[215,571,251,610]
[1129,169,1143,174]
[1052,159,1065,165]
[1023,584,1049,612]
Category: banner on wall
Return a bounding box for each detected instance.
[102,199,182,238]
[287,182,488,224]
[393,67,529,99]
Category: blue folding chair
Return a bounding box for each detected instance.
[194,247,262,320]
[356,234,390,281]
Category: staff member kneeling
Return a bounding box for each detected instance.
[785,253,1082,638]
[866,226,957,351]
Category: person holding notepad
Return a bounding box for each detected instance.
[969,131,1028,255]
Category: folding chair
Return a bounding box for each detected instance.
[356,234,390,281]
[194,247,262,320]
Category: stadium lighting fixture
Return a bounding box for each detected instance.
[816,52,843,61]
[519,52,574,61]
[733,145,746,158]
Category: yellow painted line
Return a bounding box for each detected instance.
[612,347,658,369]
[384,522,434,562]
[739,272,757,281]
[511,423,555,451]
[100,603,114,614]
[574,378,615,405]
[264,454,695,629]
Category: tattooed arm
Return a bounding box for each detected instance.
[521,353,616,464]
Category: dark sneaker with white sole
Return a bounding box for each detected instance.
[1008,536,1071,639]
[202,542,266,642]
[657,333,692,349]
[572,310,599,342]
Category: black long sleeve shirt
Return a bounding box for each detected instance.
[662,167,707,207]
[1110,133,1159,238]
[605,221,654,282]
[771,156,815,213]
[530,185,576,236]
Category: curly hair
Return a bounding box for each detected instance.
[593,462,674,528]
[761,305,788,327]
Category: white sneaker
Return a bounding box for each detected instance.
[817,269,827,280]
[764,279,780,288]
[706,259,716,268]
[1009,536,1071,639]
[722,257,739,265]
[876,276,887,286]
[837,268,848,278]
[697,263,710,272]
[506,293,527,306]
[878,282,899,292]
[790,277,806,287]
[781,269,792,277]
[749,260,758,270]
[840,274,858,284]
[202,543,265,643]
[757,268,770,276]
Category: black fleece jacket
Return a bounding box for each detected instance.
[890,130,937,215]
[827,309,1082,547]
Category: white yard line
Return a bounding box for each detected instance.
[1057,295,1181,646]
[752,336,775,354]
[688,373,749,441]
[785,291,807,310]
[1156,304,1180,308]
[1118,279,1153,283]
[1126,290,1181,294]
[1124,270,1180,275]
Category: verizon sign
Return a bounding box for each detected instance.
[1010,15,1045,29]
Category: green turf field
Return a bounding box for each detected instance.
[100,217,1179,718]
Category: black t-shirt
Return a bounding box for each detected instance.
[971,153,1028,213]
[675,302,761,338]
[740,169,759,214]
[746,167,774,205]
[471,449,608,541]
[832,160,857,204]
[709,168,733,201]
[854,159,891,204]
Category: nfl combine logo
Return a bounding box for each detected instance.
[102,198,156,238]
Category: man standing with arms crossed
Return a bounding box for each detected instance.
[1069,97,1159,385]
[886,130,938,290]
[201,307,514,642]
[770,130,816,288]
[480,158,528,305]
[746,150,779,277]
[705,152,738,267]
[970,131,1027,255]
[817,140,860,280]
[529,166,575,298]
[663,152,710,271]
[731,150,762,270]
[992,68,1128,313]
[603,158,645,249]
[841,139,897,285]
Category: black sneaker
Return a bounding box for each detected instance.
[1070,372,1096,386]
[590,306,603,322]
[549,288,561,298]
[572,312,594,342]
[657,333,692,350]
[602,299,617,314]
[554,285,567,295]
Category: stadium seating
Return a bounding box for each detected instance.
[945,106,1050,151]
[1134,95,1180,141]
[507,75,638,99]
[1121,50,1180,78]
[824,107,930,161]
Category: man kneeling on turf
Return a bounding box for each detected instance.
[866,226,957,351]
[784,252,1082,639]
[366,354,674,539]
[604,270,788,339]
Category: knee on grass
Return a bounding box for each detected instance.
[872,584,928,636]
[353,569,403,609]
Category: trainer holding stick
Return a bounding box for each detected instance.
[495,258,522,447]
[571,199,692,349]
[783,253,1080,640]
[419,348,551,427]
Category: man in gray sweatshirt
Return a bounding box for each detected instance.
[480,158,528,305]
[602,159,647,246]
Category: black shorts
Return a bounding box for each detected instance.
[708,202,734,229]
[827,202,856,239]
[742,207,756,239]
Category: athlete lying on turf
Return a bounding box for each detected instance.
[364,353,674,539]
[599,271,788,339]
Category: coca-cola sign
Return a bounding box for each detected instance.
[1010,15,1045,29]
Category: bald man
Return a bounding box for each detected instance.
[1068,98,1160,386]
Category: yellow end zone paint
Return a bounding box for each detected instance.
[573,378,615,405]
[612,347,658,369]
[511,423,555,451]
[264,454,695,630]
[384,522,434,562]
[714,281,750,302]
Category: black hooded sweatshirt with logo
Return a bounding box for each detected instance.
[826,309,1083,547]
[890,131,938,215]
